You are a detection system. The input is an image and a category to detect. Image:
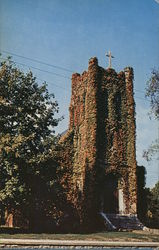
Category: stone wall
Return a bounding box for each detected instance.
[60,57,137,228]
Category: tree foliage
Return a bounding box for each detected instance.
[0,58,61,226]
[137,165,147,222]
[146,69,159,119]
[137,165,159,228]
[143,69,159,161]
[145,181,159,228]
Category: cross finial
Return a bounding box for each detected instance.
[106,51,114,68]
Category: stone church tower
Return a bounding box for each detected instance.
[60,57,140,230]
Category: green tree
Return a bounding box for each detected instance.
[137,165,148,223]
[150,181,159,222]
[0,58,61,228]
[146,69,159,119]
[145,181,159,228]
[141,69,159,228]
[143,69,159,161]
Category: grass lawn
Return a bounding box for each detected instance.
[0,231,158,242]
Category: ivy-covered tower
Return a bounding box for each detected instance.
[61,57,138,230]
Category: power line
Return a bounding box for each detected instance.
[0,51,148,95]
[0,57,71,80]
[37,77,70,92]
[0,49,74,73]
[0,57,70,92]
[0,56,150,102]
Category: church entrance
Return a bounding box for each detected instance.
[101,174,125,214]
[103,174,119,213]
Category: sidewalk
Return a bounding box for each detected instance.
[0,239,159,248]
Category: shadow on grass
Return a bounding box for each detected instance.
[0,227,159,242]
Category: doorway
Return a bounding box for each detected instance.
[101,174,125,214]
[103,174,119,214]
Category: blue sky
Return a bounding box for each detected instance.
[0,0,159,187]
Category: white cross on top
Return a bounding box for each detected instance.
[106,51,114,68]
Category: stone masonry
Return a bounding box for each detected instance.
[60,57,137,229]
